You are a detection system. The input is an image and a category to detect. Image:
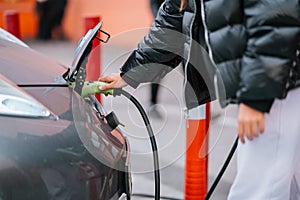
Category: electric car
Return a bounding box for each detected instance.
[0,24,131,200]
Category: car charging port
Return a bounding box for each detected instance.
[105,111,124,130]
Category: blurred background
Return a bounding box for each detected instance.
[0,0,154,45]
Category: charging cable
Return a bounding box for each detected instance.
[114,88,161,200]
[204,137,238,200]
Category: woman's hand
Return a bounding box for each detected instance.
[98,73,128,90]
[238,103,265,143]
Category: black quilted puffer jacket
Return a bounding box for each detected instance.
[120,0,300,112]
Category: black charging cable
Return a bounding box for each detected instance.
[204,137,238,200]
[114,88,161,200]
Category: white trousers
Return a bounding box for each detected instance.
[228,87,300,200]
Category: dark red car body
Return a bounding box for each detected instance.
[0,28,131,200]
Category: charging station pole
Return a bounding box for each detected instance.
[83,15,101,102]
[184,103,210,200]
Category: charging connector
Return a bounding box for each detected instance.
[69,81,114,98]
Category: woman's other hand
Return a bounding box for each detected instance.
[237,103,265,143]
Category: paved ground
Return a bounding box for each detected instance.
[25,38,240,200]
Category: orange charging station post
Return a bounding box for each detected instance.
[185,103,210,200]
[3,10,21,39]
[83,15,101,102]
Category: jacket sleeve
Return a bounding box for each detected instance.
[238,0,300,112]
[120,0,184,88]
